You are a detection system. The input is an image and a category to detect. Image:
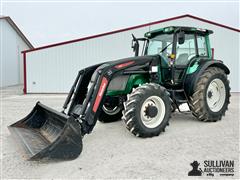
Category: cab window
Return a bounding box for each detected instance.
[175,34,196,65]
[147,40,162,55]
[197,35,208,56]
[147,34,173,61]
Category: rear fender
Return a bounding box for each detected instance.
[184,60,230,96]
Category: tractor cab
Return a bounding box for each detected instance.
[132,26,213,87]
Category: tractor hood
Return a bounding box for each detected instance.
[109,55,159,67]
[79,55,159,76]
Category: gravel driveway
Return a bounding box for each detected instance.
[1,86,239,179]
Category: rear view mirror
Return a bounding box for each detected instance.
[131,34,139,56]
[178,31,185,45]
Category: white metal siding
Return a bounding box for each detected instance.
[25,17,239,93]
[0,19,29,87]
[26,27,149,93]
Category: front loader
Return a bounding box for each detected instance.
[9,26,230,160]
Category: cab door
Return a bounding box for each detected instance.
[173,33,197,84]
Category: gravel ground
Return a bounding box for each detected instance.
[1,86,239,179]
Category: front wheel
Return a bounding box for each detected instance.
[122,83,171,137]
[98,96,122,123]
[190,67,230,122]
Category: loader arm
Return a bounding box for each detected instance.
[8,55,158,161]
[67,57,155,135]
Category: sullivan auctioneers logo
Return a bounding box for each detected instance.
[188,160,234,177]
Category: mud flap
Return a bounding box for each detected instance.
[8,102,83,161]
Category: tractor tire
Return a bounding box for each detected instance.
[190,67,230,122]
[122,83,171,137]
[98,96,122,123]
[98,107,122,123]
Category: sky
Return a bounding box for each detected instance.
[0,1,239,47]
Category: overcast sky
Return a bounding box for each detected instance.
[1,1,239,47]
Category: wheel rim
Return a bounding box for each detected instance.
[206,78,226,112]
[103,105,121,115]
[140,96,166,128]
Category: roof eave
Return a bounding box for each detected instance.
[0,16,34,49]
[22,14,240,53]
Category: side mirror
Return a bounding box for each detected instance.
[131,34,139,56]
[178,31,185,45]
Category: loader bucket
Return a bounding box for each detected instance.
[8,102,83,161]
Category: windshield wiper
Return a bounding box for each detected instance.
[160,42,173,53]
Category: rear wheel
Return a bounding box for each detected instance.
[98,96,122,123]
[122,83,171,137]
[190,67,230,122]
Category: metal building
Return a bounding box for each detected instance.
[0,16,33,88]
[22,14,240,93]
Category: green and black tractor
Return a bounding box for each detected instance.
[9,26,230,160]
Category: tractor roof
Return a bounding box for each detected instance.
[145,26,213,38]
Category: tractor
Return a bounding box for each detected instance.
[9,26,230,160]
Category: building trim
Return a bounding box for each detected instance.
[23,52,27,94]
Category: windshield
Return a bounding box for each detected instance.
[146,34,174,60]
